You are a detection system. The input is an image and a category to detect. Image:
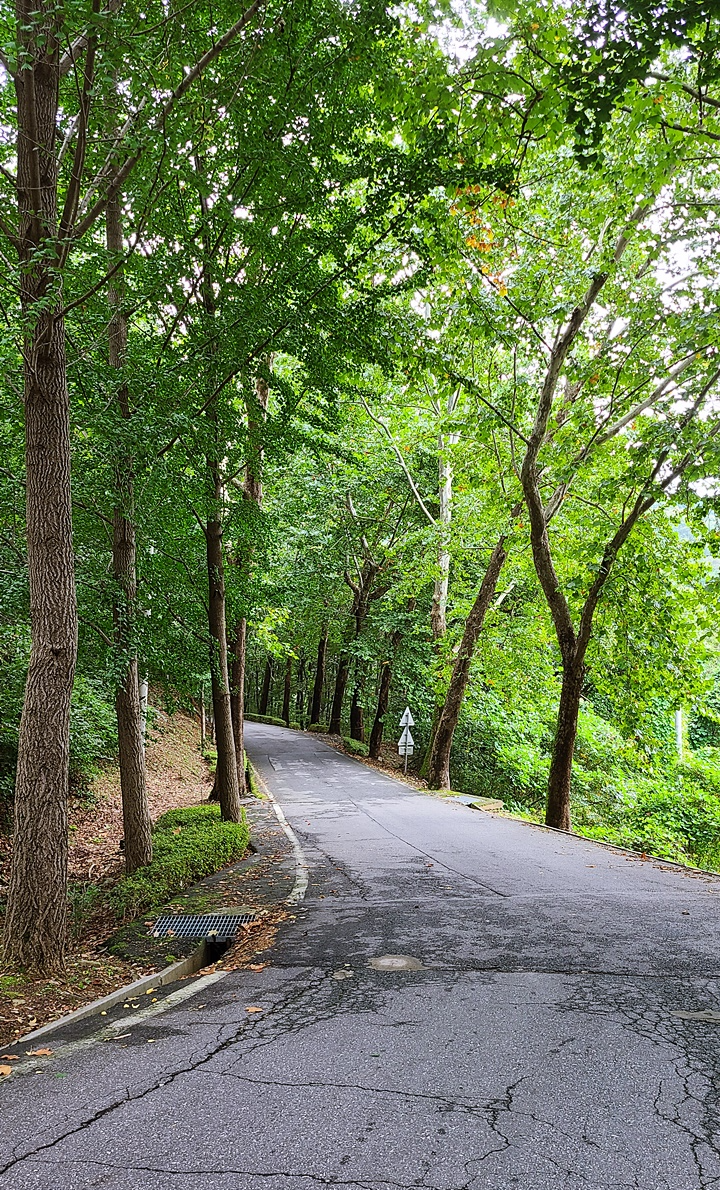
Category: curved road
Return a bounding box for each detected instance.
[3,720,720,1188]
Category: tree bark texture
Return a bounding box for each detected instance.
[206,511,241,821]
[282,656,292,725]
[259,659,273,715]
[516,224,645,829]
[350,685,364,742]
[430,413,458,639]
[330,561,382,736]
[3,6,77,973]
[369,626,403,760]
[295,656,306,723]
[310,627,328,724]
[107,190,152,875]
[231,618,247,794]
[196,161,240,822]
[369,664,392,759]
[230,367,270,780]
[428,538,508,790]
[329,656,350,734]
[546,661,585,831]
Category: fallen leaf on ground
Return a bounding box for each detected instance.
[245,1006,264,1013]
[0,1055,19,1061]
[249,964,266,971]
[0,1066,13,1078]
[25,1048,53,1057]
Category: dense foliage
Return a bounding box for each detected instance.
[1,0,720,969]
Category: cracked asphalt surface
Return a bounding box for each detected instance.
[3,721,720,1189]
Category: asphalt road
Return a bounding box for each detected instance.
[3,721,720,1189]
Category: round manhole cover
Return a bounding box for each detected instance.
[368,954,424,971]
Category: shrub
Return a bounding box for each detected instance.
[343,737,369,757]
[110,804,250,919]
[245,713,287,728]
[307,723,329,733]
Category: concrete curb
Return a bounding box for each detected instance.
[14,941,210,1047]
[247,760,309,904]
[507,813,720,879]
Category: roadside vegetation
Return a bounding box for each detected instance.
[2,0,720,980]
[110,805,250,920]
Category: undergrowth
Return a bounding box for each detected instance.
[109,804,250,920]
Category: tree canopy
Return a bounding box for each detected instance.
[1,0,720,971]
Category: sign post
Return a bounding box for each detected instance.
[398,707,415,774]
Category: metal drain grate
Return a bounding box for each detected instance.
[151,913,257,941]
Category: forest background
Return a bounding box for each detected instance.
[2,0,720,973]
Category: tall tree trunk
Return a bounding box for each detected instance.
[230,369,270,783]
[107,189,152,875]
[259,658,273,715]
[350,684,364,742]
[369,625,403,759]
[206,507,241,821]
[310,627,327,724]
[196,156,240,822]
[231,618,247,794]
[423,405,459,775]
[329,655,350,734]
[296,656,306,723]
[546,658,585,831]
[428,538,507,789]
[3,7,77,973]
[282,656,292,725]
[369,663,392,759]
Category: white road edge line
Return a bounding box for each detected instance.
[253,765,309,904]
[10,971,228,1073]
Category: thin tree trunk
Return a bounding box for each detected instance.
[230,368,269,777]
[424,405,459,773]
[195,154,240,822]
[282,656,292,725]
[369,663,392,759]
[428,538,507,789]
[310,627,328,724]
[350,684,364,742]
[296,656,306,723]
[201,690,206,753]
[259,659,273,715]
[206,507,241,821]
[546,659,585,831]
[231,618,246,794]
[139,676,149,739]
[329,655,350,734]
[3,8,77,973]
[107,188,152,876]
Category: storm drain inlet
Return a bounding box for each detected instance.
[151,913,257,941]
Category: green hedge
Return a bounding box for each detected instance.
[109,804,250,919]
[245,713,300,729]
[307,723,329,733]
[343,737,369,757]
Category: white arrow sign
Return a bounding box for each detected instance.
[399,706,415,728]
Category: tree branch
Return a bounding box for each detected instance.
[359,395,436,525]
[70,0,267,240]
